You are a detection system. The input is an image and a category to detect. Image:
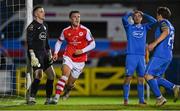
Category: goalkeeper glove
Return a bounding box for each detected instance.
[47,50,53,64]
[29,50,41,67]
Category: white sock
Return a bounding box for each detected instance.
[55,94,60,100]
[173,85,176,89]
[157,95,162,99]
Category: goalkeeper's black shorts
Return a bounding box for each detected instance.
[27,50,52,71]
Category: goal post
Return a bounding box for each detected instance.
[25,0,33,28]
[25,0,33,90]
[0,0,33,106]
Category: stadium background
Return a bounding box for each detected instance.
[0,0,180,102]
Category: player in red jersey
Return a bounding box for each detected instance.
[50,10,96,104]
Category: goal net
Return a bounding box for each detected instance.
[0,0,32,106]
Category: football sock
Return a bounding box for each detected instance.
[147,79,161,97]
[123,84,130,101]
[157,77,174,90]
[137,83,144,103]
[45,79,54,98]
[30,79,40,97]
[55,76,68,99]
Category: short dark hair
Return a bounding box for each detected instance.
[133,10,143,17]
[69,10,80,18]
[157,6,171,19]
[33,5,43,16]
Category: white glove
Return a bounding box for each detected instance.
[48,50,53,64]
[29,50,41,67]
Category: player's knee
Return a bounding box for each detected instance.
[34,71,43,79]
[47,73,55,80]
[65,84,75,90]
[124,76,132,84]
[62,66,71,77]
[144,74,148,80]
[45,66,55,80]
[144,74,153,80]
[138,77,144,84]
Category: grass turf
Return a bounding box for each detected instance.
[0,96,180,110]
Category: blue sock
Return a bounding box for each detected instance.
[137,84,144,103]
[157,77,174,90]
[123,84,130,100]
[147,79,161,97]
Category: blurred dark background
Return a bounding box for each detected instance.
[34,0,180,54]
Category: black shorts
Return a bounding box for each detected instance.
[28,50,52,71]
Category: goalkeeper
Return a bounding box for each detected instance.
[26,6,55,105]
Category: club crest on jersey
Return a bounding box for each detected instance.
[39,32,47,40]
[132,31,144,38]
[68,33,71,36]
[79,32,83,36]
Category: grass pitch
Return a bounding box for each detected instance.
[0,96,180,110]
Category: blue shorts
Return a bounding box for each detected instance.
[125,55,145,77]
[145,57,171,77]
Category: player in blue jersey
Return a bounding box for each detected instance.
[145,7,180,106]
[122,10,157,105]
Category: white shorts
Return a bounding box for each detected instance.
[63,56,85,79]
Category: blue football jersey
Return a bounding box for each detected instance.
[122,13,157,55]
[153,19,175,60]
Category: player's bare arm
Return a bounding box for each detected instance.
[148,24,169,51]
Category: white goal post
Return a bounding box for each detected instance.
[0,0,33,106]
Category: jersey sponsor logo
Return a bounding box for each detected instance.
[79,32,83,36]
[39,32,47,40]
[132,31,144,38]
[70,36,81,46]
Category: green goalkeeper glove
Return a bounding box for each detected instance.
[29,50,41,67]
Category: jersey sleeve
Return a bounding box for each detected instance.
[160,21,169,31]
[45,38,50,50]
[45,24,50,50]
[26,23,35,50]
[86,29,94,42]
[143,13,157,30]
[122,12,132,28]
[58,30,65,41]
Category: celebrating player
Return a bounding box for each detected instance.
[145,6,180,106]
[26,6,55,105]
[122,10,157,105]
[50,10,96,104]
